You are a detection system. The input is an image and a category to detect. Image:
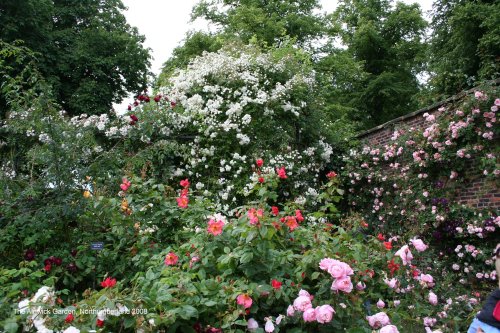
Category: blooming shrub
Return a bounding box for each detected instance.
[341,86,500,330]
[0,39,497,333]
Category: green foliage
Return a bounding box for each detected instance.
[192,0,325,46]
[429,0,500,98]
[333,0,428,129]
[0,0,152,116]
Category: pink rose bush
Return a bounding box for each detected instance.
[319,258,354,293]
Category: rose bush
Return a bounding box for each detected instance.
[0,39,498,333]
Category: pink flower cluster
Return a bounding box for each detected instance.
[287,290,335,324]
[319,258,354,293]
[366,312,399,332]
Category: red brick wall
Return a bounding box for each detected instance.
[357,98,499,210]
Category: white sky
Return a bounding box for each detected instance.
[116,0,433,111]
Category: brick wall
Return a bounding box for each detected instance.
[357,90,499,210]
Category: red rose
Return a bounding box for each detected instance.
[96,319,105,327]
[100,277,117,288]
[256,158,264,168]
[271,279,282,290]
[65,313,74,323]
[258,177,264,183]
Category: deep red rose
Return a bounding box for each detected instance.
[65,313,74,323]
[96,319,104,327]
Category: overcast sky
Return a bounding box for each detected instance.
[116,0,433,111]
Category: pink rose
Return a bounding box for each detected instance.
[247,318,259,331]
[394,300,400,307]
[394,245,413,265]
[377,299,385,308]
[356,282,366,291]
[293,295,312,312]
[429,292,438,305]
[286,305,295,316]
[384,278,398,289]
[419,274,435,288]
[423,317,436,327]
[298,289,311,298]
[264,319,274,333]
[303,308,317,322]
[315,305,335,324]
[331,276,353,293]
[366,312,390,329]
[236,294,253,309]
[410,238,428,252]
[319,258,336,271]
[380,325,400,333]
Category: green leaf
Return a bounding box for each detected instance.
[239,252,253,264]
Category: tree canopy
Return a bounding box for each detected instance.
[428,0,500,97]
[0,0,152,116]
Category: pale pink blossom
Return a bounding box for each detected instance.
[420,274,435,288]
[264,319,275,333]
[315,305,335,324]
[395,245,413,265]
[394,300,400,307]
[286,305,295,316]
[377,299,386,308]
[247,318,259,331]
[410,238,427,252]
[293,296,312,312]
[429,292,438,305]
[423,317,436,327]
[303,308,316,322]
[356,282,366,291]
[384,278,398,289]
[366,312,390,329]
[380,325,400,333]
[331,276,353,293]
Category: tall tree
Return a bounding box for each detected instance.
[191,0,325,46]
[429,0,500,97]
[334,0,427,128]
[0,0,152,116]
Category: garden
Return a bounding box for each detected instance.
[0,0,499,332]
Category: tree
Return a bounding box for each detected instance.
[334,0,427,128]
[191,0,325,46]
[0,0,152,116]
[429,0,500,97]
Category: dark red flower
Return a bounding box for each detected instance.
[44,264,52,272]
[96,319,105,327]
[65,313,74,323]
[67,263,77,272]
[24,249,36,261]
[154,95,161,103]
[70,249,78,257]
[258,177,264,183]
[171,101,176,108]
[53,257,62,266]
[130,114,138,122]
[127,105,132,111]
